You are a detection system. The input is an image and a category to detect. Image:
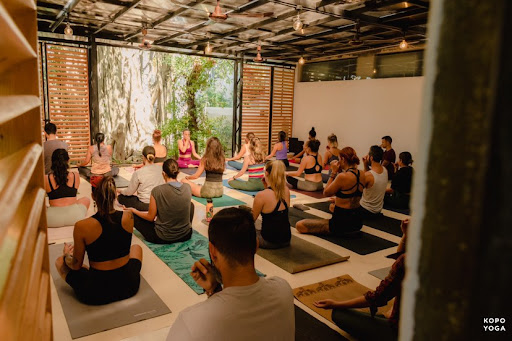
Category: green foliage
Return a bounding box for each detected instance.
[161,54,234,157]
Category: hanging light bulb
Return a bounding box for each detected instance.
[399,39,408,49]
[64,22,73,37]
[205,41,213,54]
[300,28,304,34]
[253,45,264,62]
[298,56,305,65]
[293,14,303,31]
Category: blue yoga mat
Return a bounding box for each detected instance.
[222,179,296,198]
[134,230,264,294]
[192,194,246,207]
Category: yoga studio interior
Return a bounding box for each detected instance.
[1,0,510,340]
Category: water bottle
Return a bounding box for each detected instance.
[206,198,214,222]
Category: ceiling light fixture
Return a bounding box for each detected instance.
[64,22,73,37]
[293,14,303,31]
[298,56,305,65]
[205,41,213,54]
[399,39,408,49]
[253,45,264,62]
[139,28,152,49]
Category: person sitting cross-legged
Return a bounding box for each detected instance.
[385,152,414,210]
[54,177,142,305]
[286,139,324,192]
[359,145,388,219]
[313,219,409,341]
[166,207,295,341]
[127,158,194,244]
[117,146,164,211]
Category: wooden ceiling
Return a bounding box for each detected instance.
[37,0,429,63]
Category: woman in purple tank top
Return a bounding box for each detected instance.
[178,129,201,168]
[265,131,289,168]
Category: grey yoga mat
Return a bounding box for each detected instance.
[48,244,171,339]
[257,236,350,274]
[368,267,392,280]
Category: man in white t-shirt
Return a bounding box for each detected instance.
[360,145,388,218]
[167,207,294,341]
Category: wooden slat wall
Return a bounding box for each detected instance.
[46,44,90,163]
[241,64,272,151]
[0,0,52,339]
[271,68,295,147]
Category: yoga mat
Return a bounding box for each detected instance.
[289,207,398,255]
[133,230,264,294]
[383,204,411,216]
[305,201,332,214]
[293,274,393,324]
[48,244,171,339]
[179,167,205,177]
[78,166,130,188]
[295,305,347,341]
[291,188,325,199]
[363,215,403,237]
[386,251,404,260]
[257,236,349,274]
[192,194,246,207]
[368,267,391,280]
[222,179,296,198]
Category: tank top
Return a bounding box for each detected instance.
[261,191,291,244]
[275,141,288,160]
[243,143,251,157]
[360,168,388,214]
[248,163,265,179]
[304,154,322,174]
[92,145,111,174]
[336,169,364,198]
[47,174,77,200]
[86,211,132,262]
[179,141,192,157]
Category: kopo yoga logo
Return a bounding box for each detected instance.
[483,318,506,332]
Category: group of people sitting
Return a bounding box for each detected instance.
[44,122,409,340]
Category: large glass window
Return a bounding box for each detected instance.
[300,58,358,82]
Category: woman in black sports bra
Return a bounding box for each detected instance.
[286,139,324,192]
[296,147,369,236]
[252,161,291,249]
[45,149,90,228]
[55,177,143,305]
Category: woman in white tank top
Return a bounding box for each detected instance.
[226,132,255,170]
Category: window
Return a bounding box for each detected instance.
[300,58,358,82]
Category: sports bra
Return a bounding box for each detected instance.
[327,154,340,164]
[336,169,364,199]
[304,154,322,174]
[261,190,291,243]
[179,141,192,156]
[86,211,132,262]
[47,174,78,200]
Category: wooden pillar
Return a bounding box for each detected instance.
[401,0,512,339]
[88,35,100,143]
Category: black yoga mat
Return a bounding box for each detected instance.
[386,251,404,260]
[305,202,404,237]
[289,207,398,255]
[179,167,205,177]
[383,203,411,216]
[295,305,347,341]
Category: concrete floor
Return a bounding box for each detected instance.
[48,166,408,341]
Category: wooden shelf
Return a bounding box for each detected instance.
[0,2,36,76]
[0,95,40,126]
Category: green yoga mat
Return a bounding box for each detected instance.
[192,194,246,207]
[257,235,349,274]
[134,230,264,294]
[368,267,391,280]
[48,244,170,339]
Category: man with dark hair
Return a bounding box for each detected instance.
[43,122,68,174]
[361,146,388,218]
[167,207,294,341]
[381,135,396,180]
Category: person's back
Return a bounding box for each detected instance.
[92,144,111,174]
[169,276,294,340]
[152,182,192,241]
[44,140,68,174]
[131,163,164,203]
[360,167,388,214]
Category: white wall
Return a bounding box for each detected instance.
[293,77,424,161]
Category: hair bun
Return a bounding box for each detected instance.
[311,127,315,131]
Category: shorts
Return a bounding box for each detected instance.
[65,258,141,305]
[200,181,223,198]
[47,204,87,228]
[329,206,363,236]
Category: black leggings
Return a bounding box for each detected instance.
[134,203,194,244]
[118,194,149,211]
[65,258,141,305]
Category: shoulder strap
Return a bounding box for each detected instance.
[72,172,76,187]
[48,175,55,191]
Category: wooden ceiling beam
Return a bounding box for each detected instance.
[49,0,83,32]
[94,0,143,34]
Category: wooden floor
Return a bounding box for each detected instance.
[48,166,408,341]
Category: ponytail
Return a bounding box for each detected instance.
[94,176,116,223]
[51,149,70,187]
[142,145,156,164]
[265,161,286,202]
[95,133,105,157]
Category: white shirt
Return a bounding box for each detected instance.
[120,163,164,203]
[167,277,295,341]
[360,167,388,214]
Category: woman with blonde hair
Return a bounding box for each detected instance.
[228,137,266,191]
[178,129,202,168]
[322,133,341,182]
[181,137,225,198]
[226,132,255,170]
[152,130,168,163]
[252,161,291,249]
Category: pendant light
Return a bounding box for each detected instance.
[399,30,408,49]
[205,41,213,54]
[253,45,264,62]
[64,22,73,37]
[293,5,303,31]
[298,56,305,65]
